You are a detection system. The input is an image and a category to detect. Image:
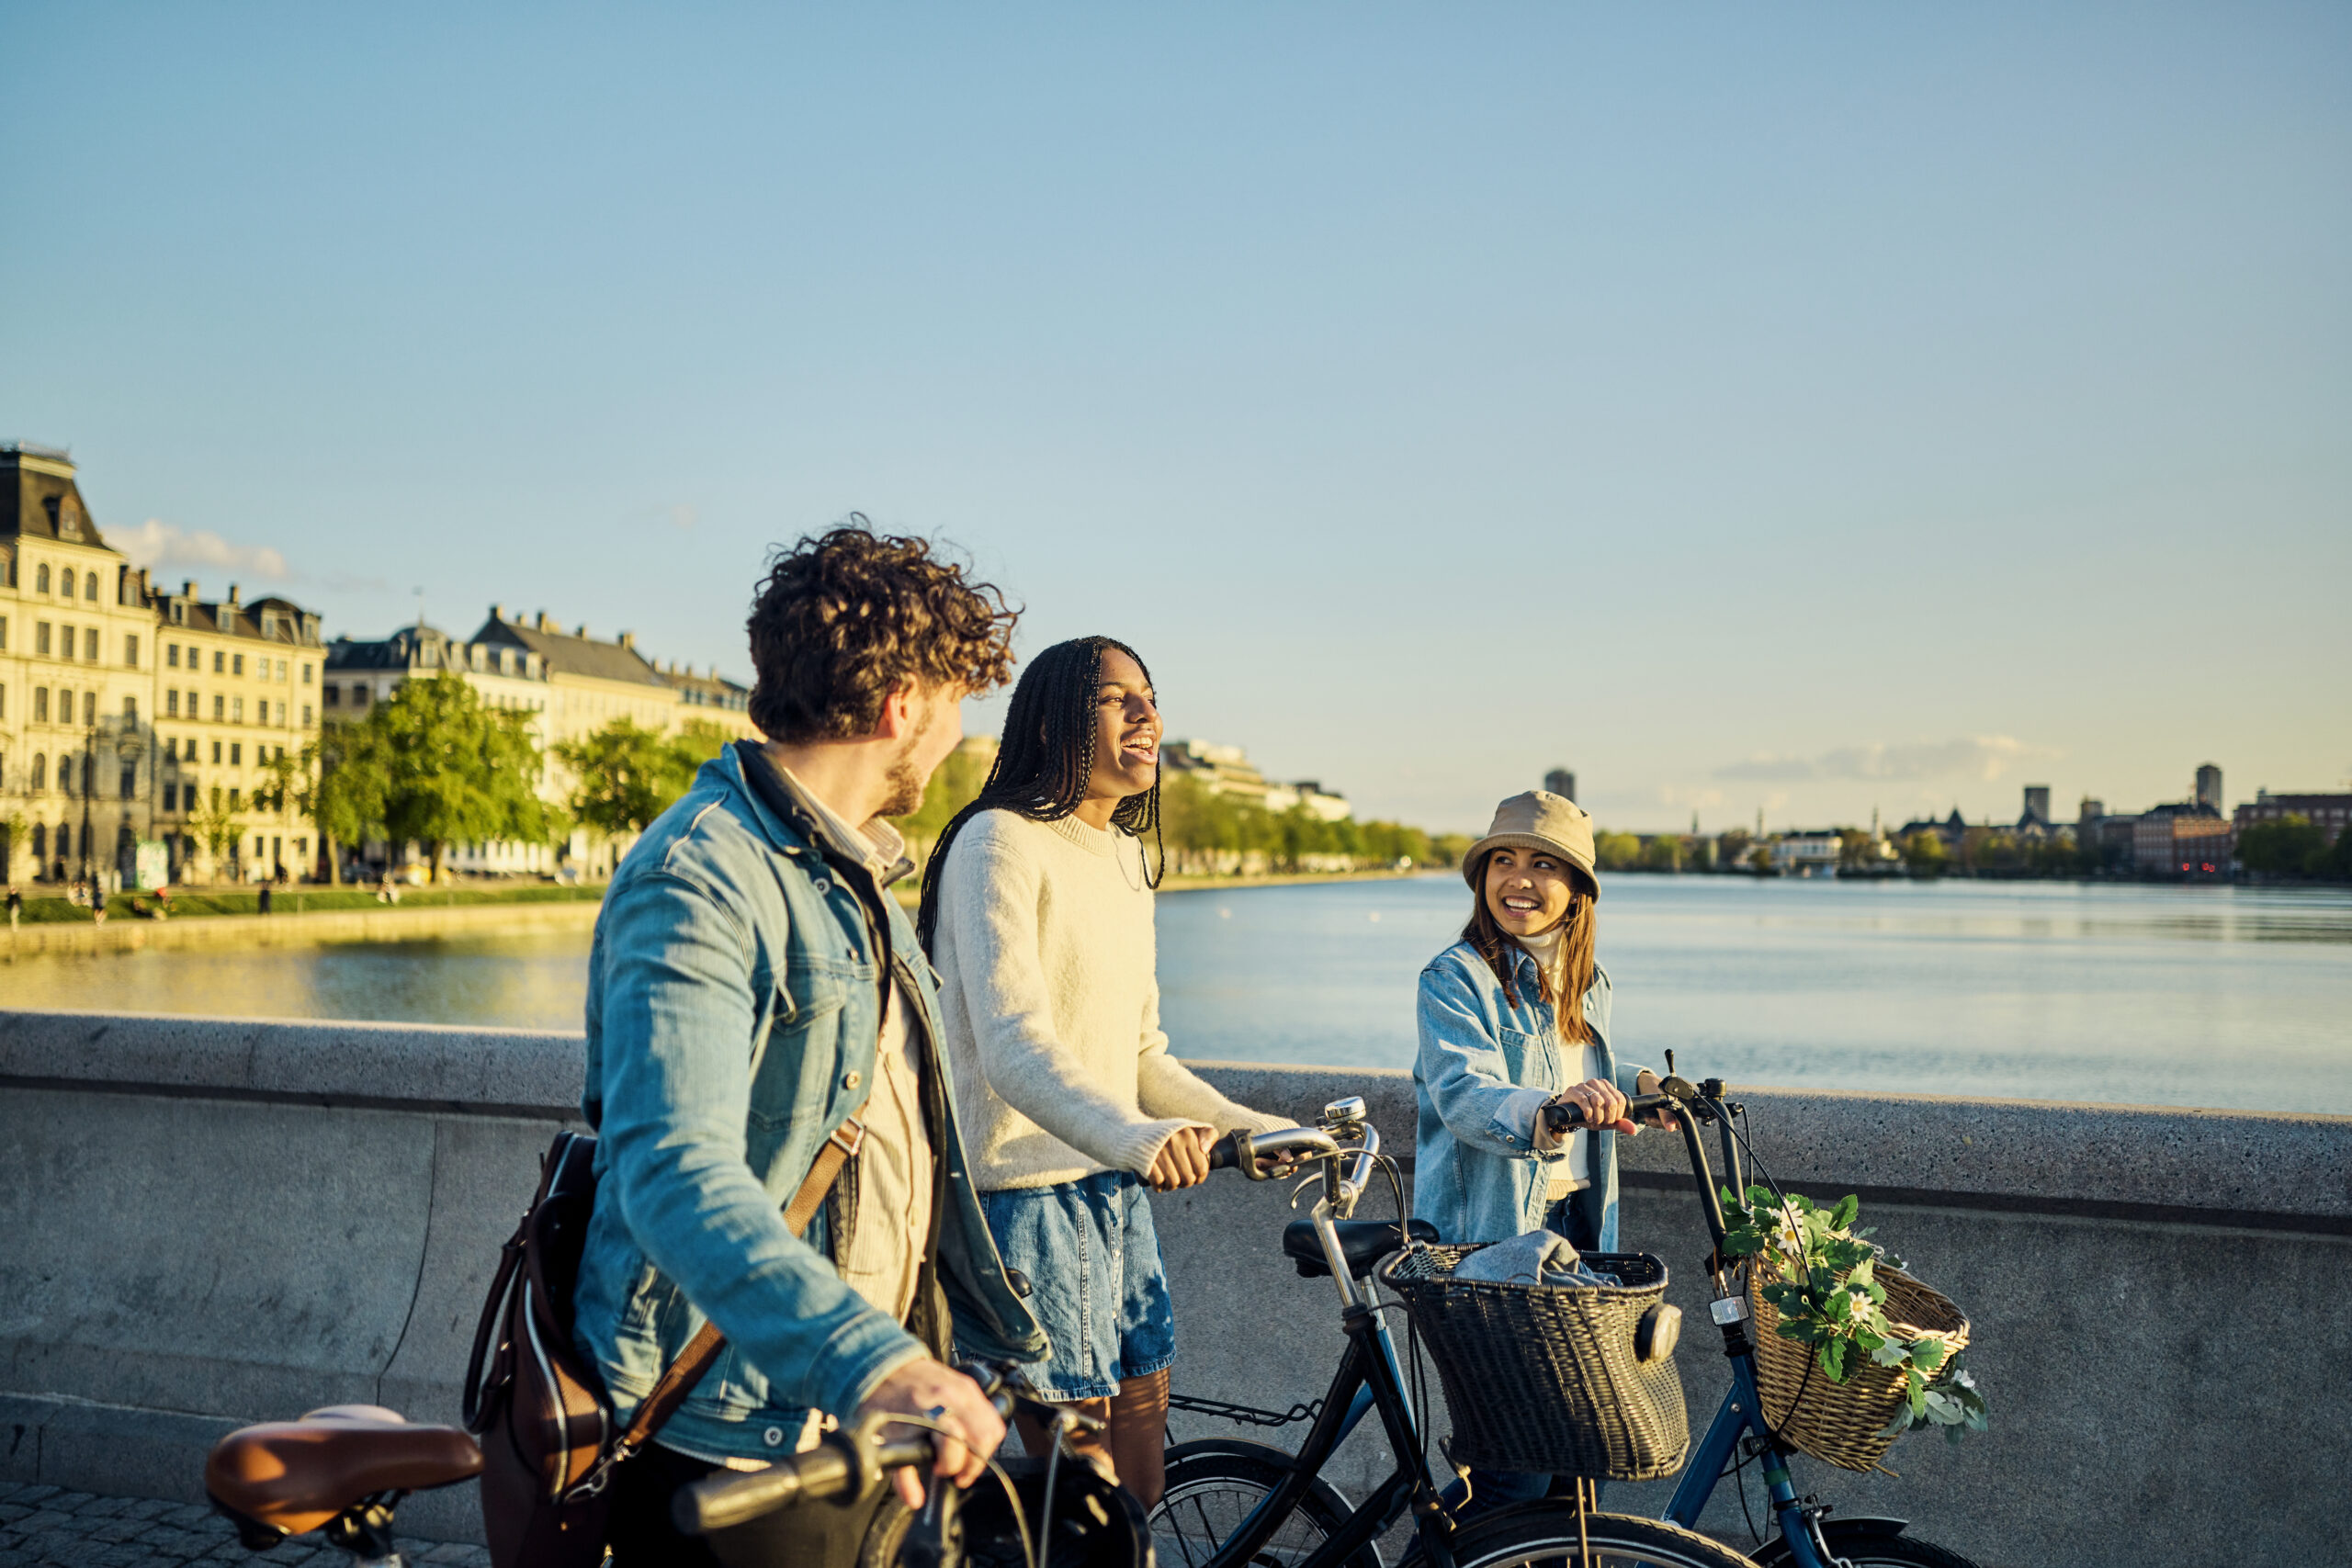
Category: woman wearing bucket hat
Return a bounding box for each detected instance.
[1412,789,1672,1517]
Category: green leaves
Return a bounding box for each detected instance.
[1878,1351,1988,1445]
[1722,1186,1986,1448]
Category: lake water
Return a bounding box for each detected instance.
[5,876,2347,1113]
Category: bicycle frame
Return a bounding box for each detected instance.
[1645,1081,1895,1568]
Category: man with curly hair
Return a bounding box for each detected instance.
[571,523,1046,1565]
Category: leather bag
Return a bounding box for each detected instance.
[463,1120,865,1568]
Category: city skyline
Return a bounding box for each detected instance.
[4,4,2345,834]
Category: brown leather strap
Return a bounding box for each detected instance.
[610,1116,866,1457]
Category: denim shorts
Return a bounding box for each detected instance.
[979,1171,1175,1401]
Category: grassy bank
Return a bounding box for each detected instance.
[8,881,608,926]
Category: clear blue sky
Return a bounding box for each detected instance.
[6,3,2346,833]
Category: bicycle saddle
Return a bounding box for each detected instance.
[206,1404,484,1539]
[1283,1218,1439,1279]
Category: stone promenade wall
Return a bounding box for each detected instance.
[1,1010,2344,1565]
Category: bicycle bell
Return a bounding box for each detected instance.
[1321,1095,1367,1133]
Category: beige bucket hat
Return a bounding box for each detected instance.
[1462,790,1600,896]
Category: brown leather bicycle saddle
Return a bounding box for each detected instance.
[206,1404,484,1537]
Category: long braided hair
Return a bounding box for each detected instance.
[916,636,1165,951]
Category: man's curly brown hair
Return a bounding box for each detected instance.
[746,521,1019,743]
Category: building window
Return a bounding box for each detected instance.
[167,690,180,717]
[211,785,222,811]
[213,694,225,721]
[168,643,180,668]
[354,686,369,706]
[273,701,284,725]
[300,661,312,683]
[33,689,47,723]
[230,742,242,765]
[58,757,72,795]
[232,653,244,676]
[123,696,138,723]
[213,650,224,673]
[228,787,241,809]
[120,767,136,801]
[323,683,339,706]
[212,740,222,764]
[0,615,7,650]
[84,573,96,602]
[276,659,287,681]
[35,623,50,657]
[29,754,44,791]
[82,692,96,726]
[300,704,312,726]
[232,697,244,722]
[163,783,175,812]
[84,627,98,660]
[35,564,49,593]
[59,568,74,598]
[125,634,140,667]
[0,682,6,719]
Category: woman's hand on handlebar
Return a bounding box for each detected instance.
[852,1357,1007,1507]
[1146,1126,1218,1190]
[1546,1077,1635,1135]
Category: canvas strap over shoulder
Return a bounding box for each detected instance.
[586,1115,867,1482]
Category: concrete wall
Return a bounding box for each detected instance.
[1,1010,2345,1565]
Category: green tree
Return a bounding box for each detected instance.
[1596,831,1644,872]
[1428,833,1473,868]
[334,673,552,882]
[2237,814,2327,875]
[1643,835,1683,872]
[1716,828,1752,871]
[1747,845,1774,874]
[188,791,243,881]
[556,717,707,847]
[1903,830,1948,877]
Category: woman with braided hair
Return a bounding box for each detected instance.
[920,636,1288,1507]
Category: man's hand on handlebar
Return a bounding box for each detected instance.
[852,1357,1006,1508]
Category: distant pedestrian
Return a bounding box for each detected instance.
[258,885,274,916]
[6,886,19,930]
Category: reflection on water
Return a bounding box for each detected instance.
[3,929,594,1032]
[5,877,2347,1111]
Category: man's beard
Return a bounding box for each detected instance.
[879,718,934,818]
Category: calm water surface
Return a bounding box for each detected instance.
[5,877,2346,1112]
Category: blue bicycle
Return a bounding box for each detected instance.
[1154,1078,1982,1568]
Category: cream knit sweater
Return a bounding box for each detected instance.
[934,808,1290,1191]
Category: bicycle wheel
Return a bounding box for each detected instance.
[1151,1438,1381,1568]
[1749,1522,1984,1568]
[1451,1502,1757,1568]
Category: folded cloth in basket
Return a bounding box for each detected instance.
[1452,1231,1622,1288]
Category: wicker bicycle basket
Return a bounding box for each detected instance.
[1377,1244,1689,1481]
[1747,1254,1970,1472]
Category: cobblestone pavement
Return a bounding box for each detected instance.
[0,1483,491,1568]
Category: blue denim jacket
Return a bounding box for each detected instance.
[571,743,1046,1462]
[1411,941,1651,1250]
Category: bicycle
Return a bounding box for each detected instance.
[1154,1097,1758,1568]
[1154,1079,1984,1568]
[203,1364,1145,1568]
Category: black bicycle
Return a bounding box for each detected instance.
[1153,1097,1756,1568]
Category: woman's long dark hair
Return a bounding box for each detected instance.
[916,636,1164,950]
[1463,848,1599,1044]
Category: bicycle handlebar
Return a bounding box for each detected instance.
[675,1432,936,1534]
[1206,1124,1341,1174]
[1541,1090,1676,1134]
